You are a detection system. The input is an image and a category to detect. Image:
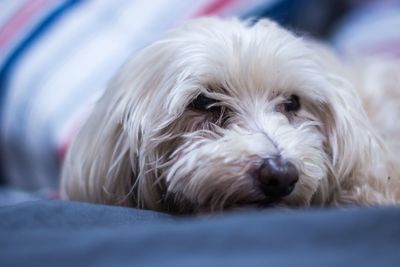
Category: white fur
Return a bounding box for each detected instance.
[60,17,400,213]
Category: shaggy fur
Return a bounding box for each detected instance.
[60,18,400,213]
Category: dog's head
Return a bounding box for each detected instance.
[61,18,391,213]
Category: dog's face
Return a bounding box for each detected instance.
[62,18,387,213]
[139,18,335,212]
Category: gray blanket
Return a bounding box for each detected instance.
[1,200,399,267]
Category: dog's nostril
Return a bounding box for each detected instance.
[257,157,299,198]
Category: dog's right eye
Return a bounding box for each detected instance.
[189,94,220,112]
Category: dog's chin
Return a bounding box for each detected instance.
[194,198,288,214]
[164,187,302,214]
[223,194,311,213]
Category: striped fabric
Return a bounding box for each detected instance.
[331,1,400,57]
[0,0,276,192]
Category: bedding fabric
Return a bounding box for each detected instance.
[1,201,400,267]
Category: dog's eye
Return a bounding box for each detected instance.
[283,95,300,112]
[189,94,220,112]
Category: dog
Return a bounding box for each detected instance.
[60,17,400,213]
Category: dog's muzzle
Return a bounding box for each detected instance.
[256,156,299,199]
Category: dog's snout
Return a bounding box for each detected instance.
[257,157,299,198]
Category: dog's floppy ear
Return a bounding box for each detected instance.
[60,90,139,206]
[322,75,395,204]
[60,41,176,210]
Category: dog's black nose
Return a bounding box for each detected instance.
[257,157,299,198]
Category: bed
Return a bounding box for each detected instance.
[2,200,400,267]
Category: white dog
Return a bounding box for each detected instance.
[61,18,400,213]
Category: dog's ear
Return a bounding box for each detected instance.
[60,95,139,206]
[322,76,395,204]
[60,41,175,210]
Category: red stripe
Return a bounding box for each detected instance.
[0,0,51,50]
[57,113,90,161]
[57,124,79,161]
[57,139,70,161]
[192,0,239,17]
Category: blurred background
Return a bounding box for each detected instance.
[1,0,399,204]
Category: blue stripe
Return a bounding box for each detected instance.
[0,0,83,90]
[0,0,84,184]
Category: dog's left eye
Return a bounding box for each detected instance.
[283,95,301,112]
[189,94,220,112]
